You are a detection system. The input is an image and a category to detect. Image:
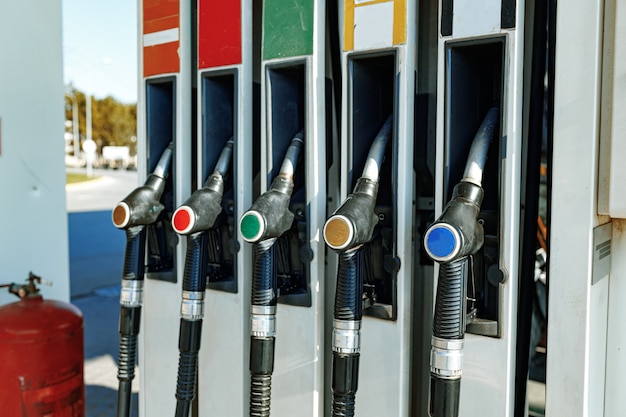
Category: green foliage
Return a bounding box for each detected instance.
[66,172,100,184]
[65,85,137,154]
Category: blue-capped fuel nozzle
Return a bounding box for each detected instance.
[169,140,233,417]
[111,142,173,417]
[323,115,392,417]
[424,107,498,417]
[239,130,304,417]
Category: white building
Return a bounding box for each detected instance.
[0,0,70,305]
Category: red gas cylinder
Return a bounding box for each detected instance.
[0,274,85,416]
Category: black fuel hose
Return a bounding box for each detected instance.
[174,232,209,417]
[116,226,146,417]
[112,143,173,417]
[249,238,277,417]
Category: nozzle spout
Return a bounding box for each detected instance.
[212,139,234,178]
[361,115,393,182]
[462,108,499,186]
[152,142,174,179]
[278,130,304,180]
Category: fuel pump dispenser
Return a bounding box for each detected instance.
[136,1,193,414]
[323,116,392,417]
[169,140,233,417]
[424,108,498,417]
[239,133,303,417]
[332,2,417,415]
[252,2,330,415]
[430,1,526,412]
[194,1,255,415]
[112,143,174,417]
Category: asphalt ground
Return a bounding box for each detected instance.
[66,168,139,416]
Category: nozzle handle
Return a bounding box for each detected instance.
[122,226,146,281]
[240,130,304,243]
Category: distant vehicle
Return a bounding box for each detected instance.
[100,146,135,170]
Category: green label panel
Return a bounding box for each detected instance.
[262,0,314,60]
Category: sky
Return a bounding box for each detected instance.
[62,0,138,104]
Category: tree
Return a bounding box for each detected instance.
[65,85,137,154]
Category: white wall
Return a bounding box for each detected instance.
[0,0,69,305]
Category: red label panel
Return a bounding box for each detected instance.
[198,0,242,69]
[143,0,180,77]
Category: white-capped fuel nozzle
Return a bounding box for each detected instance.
[171,140,233,235]
[324,115,393,251]
[112,142,174,229]
[239,130,304,243]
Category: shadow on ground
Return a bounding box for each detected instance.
[85,385,138,417]
[73,286,139,417]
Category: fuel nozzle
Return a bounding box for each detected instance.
[325,115,392,417]
[239,130,303,243]
[424,107,498,417]
[241,129,304,417]
[424,182,484,263]
[171,139,234,417]
[324,115,392,251]
[112,143,173,417]
[172,140,233,235]
[112,143,174,229]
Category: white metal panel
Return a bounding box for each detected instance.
[0,0,69,306]
[353,2,394,50]
[605,219,626,417]
[546,0,610,415]
[452,0,501,38]
[196,2,253,416]
[434,4,525,416]
[258,2,327,414]
[598,0,626,218]
[339,1,417,415]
